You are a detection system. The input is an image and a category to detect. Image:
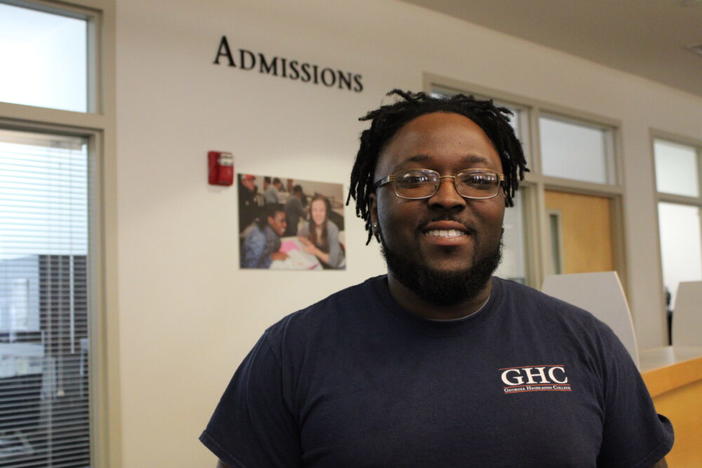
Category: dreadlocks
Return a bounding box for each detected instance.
[347,89,529,244]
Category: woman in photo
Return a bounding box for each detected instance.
[298,194,344,269]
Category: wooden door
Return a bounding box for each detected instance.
[544,190,614,274]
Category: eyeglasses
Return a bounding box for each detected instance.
[374,168,504,200]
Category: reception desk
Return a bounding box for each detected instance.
[641,346,702,468]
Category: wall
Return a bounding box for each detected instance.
[114,0,702,465]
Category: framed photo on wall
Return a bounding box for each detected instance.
[238,174,345,270]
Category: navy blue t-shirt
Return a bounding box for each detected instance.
[201,276,673,467]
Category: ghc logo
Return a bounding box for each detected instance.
[499,365,572,394]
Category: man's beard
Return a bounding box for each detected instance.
[380,234,502,306]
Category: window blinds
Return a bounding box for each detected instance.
[0,128,91,467]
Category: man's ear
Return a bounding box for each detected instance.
[369,193,378,226]
[369,193,381,242]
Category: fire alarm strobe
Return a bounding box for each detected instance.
[208,151,234,186]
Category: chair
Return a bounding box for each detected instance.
[542,271,639,367]
[672,281,702,346]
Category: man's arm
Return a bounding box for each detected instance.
[200,332,302,467]
[242,230,265,268]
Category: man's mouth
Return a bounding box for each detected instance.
[424,229,467,239]
[420,220,473,243]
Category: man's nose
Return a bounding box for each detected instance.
[428,177,466,210]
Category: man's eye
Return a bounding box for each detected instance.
[463,173,497,187]
[400,173,432,185]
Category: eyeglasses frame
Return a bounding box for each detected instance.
[373,168,505,200]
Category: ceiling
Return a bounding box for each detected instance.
[399,0,702,98]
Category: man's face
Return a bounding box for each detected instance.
[268,211,287,236]
[371,112,505,299]
[242,177,256,191]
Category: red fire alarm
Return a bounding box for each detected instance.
[208,151,234,186]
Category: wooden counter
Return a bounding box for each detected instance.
[641,346,702,468]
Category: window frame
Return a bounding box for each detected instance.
[1,0,102,113]
[651,130,702,318]
[425,73,627,291]
[538,112,618,186]
[0,0,117,467]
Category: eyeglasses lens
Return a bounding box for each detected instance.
[394,170,499,199]
[456,172,499,198]
[395,171,438,198]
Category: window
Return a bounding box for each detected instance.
[654,139,699,197]
[0,0,113,466]
[0,129,90,466]
[498,191,528,283]
[654,138,702,309]
[539,115,615,184]
[548,212,563,274]
[0,2,88,112]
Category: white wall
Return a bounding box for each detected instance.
[114,0,702,465]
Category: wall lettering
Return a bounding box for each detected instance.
[213,35,364,93]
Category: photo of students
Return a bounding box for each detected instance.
[240,204,288,269]
[237,173,344,270]
[237,174,259,231]
[283,185,306,236]
[298,194,345,269]
[263,177,283,204]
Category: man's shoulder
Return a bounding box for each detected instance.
[265,275,385,343]
[495,277,625,358]
[243,225,264,244]
[285,196,302,208]
[496,277,609,329]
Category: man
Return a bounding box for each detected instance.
[240,203,288,269]
[264,177,284,204]
[204,90,673,467]
[284,184,307,236]
[238,174,259,232]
